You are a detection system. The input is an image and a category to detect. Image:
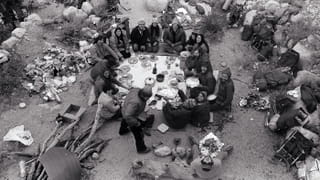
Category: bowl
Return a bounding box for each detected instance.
[156,74,165,82]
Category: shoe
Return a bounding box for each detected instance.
[223,145,234,155]
[119,128,130,136]
[188,136,198,146]
[138,147,151,154]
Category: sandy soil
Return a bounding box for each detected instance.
[0,0,295,180]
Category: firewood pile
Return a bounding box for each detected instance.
[21,113,110,180]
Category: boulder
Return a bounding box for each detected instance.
[243,10,257,26]
[63,6,78,21]
[74,9,88,22]
[264,0,280,13]
[25,13,42,25]
[293,42,314,67]
[1,37,20,50]
[81,27,98,39]
[20,21,32,29]
[12,28,26,39]
[0,49,10,64]
[290,13,304,23]
[81,2,93,14]
[90,0,107,9]
[88,15,101,25]
[146,0,169,13]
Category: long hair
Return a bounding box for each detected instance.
[114,27,124,44]
[196,34,210,53]
[149,23,160,39]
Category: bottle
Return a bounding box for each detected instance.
[152,63,157,74]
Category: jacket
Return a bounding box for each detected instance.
[109,29,130,57]
[149,25,161,43]
[216,68,234,107]
[97,92,120,119]
[191,102,210,127]
[163,26,186,46]
[130,26,150,45]
[198,71,216,95]
[121,88,147,127]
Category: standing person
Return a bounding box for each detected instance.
[189,135,233,179]
[110,27,131,59]
[148,17,161,53]
[119,86,154,154]
[130,19,150,52]
[210,67,235,111]
[163,19,186,54]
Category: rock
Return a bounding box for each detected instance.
[197,3,212,16]
[293,70,320,88]
[293,42,314,67]
[81,27,98,39]
[12,28,26,39]
[20,21,32,29]
[307,35,320,50]
[88,15,101,25]
[290,13,304,23]
[90,0,107,9]
[25,13,42,25]
[74,9,88,22]
[81,2,93,14]
[264,0,280,13]
[1,37,20,50]
[243,10,257,26]
[146,0,169,13]
[63,6,78,21]
[0,49,10,64]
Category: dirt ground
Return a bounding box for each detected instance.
[0,0,296,180]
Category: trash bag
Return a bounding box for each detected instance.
[163,103,191,129]
[3,125,34,146]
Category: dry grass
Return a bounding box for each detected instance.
[199,12,227,42]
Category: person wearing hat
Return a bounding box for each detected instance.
[163,19,186,54]
[148,17,161,53]
[119,86,154,154]
[189,136,233,179]
[210,67,235,112]
[130,19,151,52]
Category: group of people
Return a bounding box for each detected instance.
[86,15,235,179]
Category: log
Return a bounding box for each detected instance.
[36,168,46,180]
[3,152,36,158]
[95,139,111,153]
[26,161,37,180]
[40,122,62,155]
[78,139,104,157]
[79,149,96,161]
[34,163,43,180]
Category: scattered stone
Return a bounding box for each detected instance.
[81,27,98,39]
[290,13,304,23]
[25,13,42,25]
[264,0,280,14]
[19,103,27,109]
[11,28,26,39]
[0,49,10,64]
[87,15,101,25]
[63,6,78,21]
[146,0,169,13]
[1,36,20,50]
[81,2,93,14]
[293,42,314,67]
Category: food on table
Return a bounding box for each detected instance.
[119,73,133,82]
[157,88,178,99]
[141,61,151,68]
[119,65,131,74]
[149,55,159,62]
[169,78,179,87]
[203,138,219,153]
[128,57,138,64]
[186,77,200,88]
[166,56,176,65]
[145,77,155,86]
[138,55,146,60]
[199,132,224,157]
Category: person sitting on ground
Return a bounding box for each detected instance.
[197,61,216,95]
[119,86,155,154]
[188,136,233,179]
[184,50,213,78]
[148,17,161,53]
[89,61,129,105]
[110,27,131,59]
[191,33,209,55]
[210,67,235,111]
[185,32,197,51]
[130,19,150,52]
[190,91,210,128]
[163,19,186,54]
[89,34,121,67]
[95,89,122,128]
[118,17,130,40]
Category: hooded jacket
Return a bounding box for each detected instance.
[130,26,150,45]
[163,25,186,46]
[109,29,130,57]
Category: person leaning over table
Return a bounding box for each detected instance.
[209,67,235,112]
[89,34,121,67]
[163,19,186,54]
[118,86,155,154]
[130,19,151,52]
[188,136,234,179]
[89,61,129,105]
[190,91,210,128]
[147,17,161,53]
[110,27,131,59]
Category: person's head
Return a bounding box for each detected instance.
[171,19,179,31]
[138,19,146,30]
[200,155,214,171]
[151,17,158,27]
[138,86,153,101]
[196,34,203,44]
[196,91,207,103]
[115,28,123,37]
[103,70,110,78]
[200,61,209,74]
[220,67,232,82]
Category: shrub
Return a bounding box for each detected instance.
[199,12,227,41]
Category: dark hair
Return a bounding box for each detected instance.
[196,34,210,53]
[149,24,160,39]
[187,32,197,46]
[114,27,124,44]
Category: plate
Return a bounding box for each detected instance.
[119,73,133,82]
[149,55,159,62]
[207,94,217,101]
[145,77,155,86]
[138,55,147,61]
[186,77,200,88]
[141,61,151,68]
[180,51,191,58]
[119,65,131,73]
[128,57,138,64]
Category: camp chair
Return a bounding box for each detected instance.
[274,129,314,169]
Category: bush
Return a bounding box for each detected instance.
[59,18,89,47]
[199,12,227,41]
[0,52,25,96]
